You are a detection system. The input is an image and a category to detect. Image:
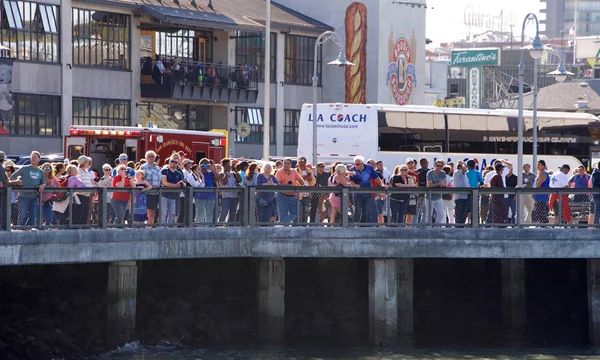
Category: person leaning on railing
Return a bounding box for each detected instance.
[256,163,280,223]
[328,163,350,224]
[275,158,305,223]
[10,151,45,227]
[389,165,417,225]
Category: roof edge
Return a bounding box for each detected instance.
[270,1,333,31]
[74,0,140,11]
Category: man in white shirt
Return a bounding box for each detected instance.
[549,164,572,224]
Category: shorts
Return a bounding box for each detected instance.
[134,213,148,222]
[375,198,384,215]
[146,194,159,210]
[591,198,596,214]
[407,195,417,215]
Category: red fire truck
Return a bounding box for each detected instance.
[65,126,228,167]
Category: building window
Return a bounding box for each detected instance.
[0,0,59,62]
[284,109,300,145]
[235,31,276,82]
[138,102,210,131]
[72,98,131,126]
[153,29,213,63]
[0,93,60,135]
[72,9,130,69]
[235,107,275,144]
[284,34,321,86]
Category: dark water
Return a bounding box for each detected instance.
[103,341,600,360]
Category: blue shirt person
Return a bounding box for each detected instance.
[465,160,484,188]
[348,156,384,223]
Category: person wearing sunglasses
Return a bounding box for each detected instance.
[111,153,135,178]
[348,155,385,224]
[112,165,135,225]
[160,154,185,224]
[426,160,448,224]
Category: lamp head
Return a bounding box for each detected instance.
[327,52,355,67]
[529,35,544,59]
[548,63,574,83]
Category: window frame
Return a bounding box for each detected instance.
[0,0,60,63]
[72,97,131,127]
[284,34,321,86]
[234,106,276,145]
[1,92,61,136]
[284,109,300,145]
[234,31,276,83]
[72,8,131,70]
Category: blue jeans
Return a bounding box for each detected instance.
[160,196,177,224]
[352,193,377,224]
[454,199,469,224]
[18,196,39,226]
[111,198,129,225]
[276,193,298,223]
[219,197,239,223]
[414,195,429,224]
[390,199,408,224]
[505,197,516,223]
[257,199,277,223]
[195,199,215,224]
[42,200,55,226]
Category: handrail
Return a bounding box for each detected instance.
[1,186,599,231]
[140,58,259,90]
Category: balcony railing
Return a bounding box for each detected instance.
[2,187,600,231]
[140,58,259,103]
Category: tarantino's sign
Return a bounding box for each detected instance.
[452,48,500,66]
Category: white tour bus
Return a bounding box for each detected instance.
[297,103,600,172]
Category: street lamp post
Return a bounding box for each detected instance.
[522,42,575,167]
[311,31,355,166]
[518,13,543,222]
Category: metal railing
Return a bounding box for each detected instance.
[140,58,259,90]
[2,186,600,231]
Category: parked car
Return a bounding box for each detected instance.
[15,153,64,166]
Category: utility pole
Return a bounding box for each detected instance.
[510,24,514,50]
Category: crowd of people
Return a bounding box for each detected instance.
[1,149,600,229]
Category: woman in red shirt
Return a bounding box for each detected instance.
[112,165,134,225]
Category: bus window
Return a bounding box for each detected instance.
[68,145,83,160]
[195,152,207,163]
